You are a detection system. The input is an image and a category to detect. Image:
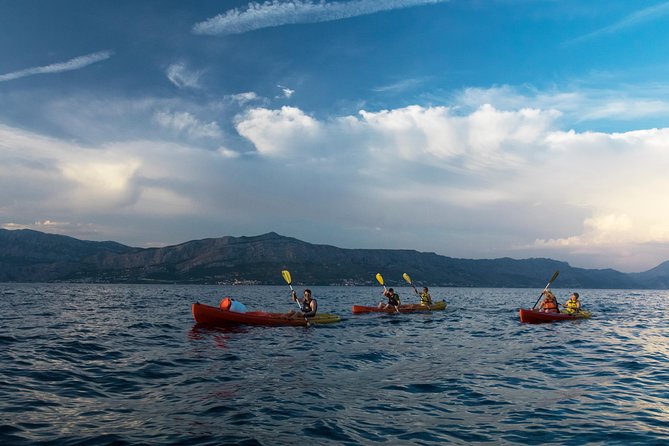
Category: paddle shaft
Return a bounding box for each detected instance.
[282,270,310,325]
[532,271,559,309]
[376,273,399,313]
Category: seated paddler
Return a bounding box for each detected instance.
[563,292,581,314]
[288,289,318,318]
[538,289,559,313]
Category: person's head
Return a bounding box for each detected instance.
[423,287,429,293]
[572,292,579,300]
[303,289,312,300]
[388,288,394,294]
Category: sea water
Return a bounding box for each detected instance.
[1,284,668,445]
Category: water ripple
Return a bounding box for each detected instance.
[2,284,669,444]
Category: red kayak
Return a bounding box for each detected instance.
[192,302,341,327]
[519,308,591,324]
[352,300,447,314]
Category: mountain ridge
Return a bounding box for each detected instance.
[0,228,665,288]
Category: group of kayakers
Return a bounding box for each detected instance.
[286,270,585,319]
[287,283,434,318]
[538,290,582,314]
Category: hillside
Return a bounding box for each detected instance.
[0,229,661,288]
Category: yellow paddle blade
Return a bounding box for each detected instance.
[375,273,384,286]
[402,272,412,284]
[281,270,292,285]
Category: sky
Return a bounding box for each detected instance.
[2,0,669,273]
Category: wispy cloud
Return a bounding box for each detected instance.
[0,50,114,82]
[230,91,263,105]
[166,63,203,89]
[455,84,669,123]
[277,84,295,98]
[153,110,223,139]
[192,0,449,36]
[373,77,427,93]
[565,2,669,45]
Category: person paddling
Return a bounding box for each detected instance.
[288,289,318,318]
[538,289,559,313]
[378,287,401,310]
[563,292,581,314]
[415,286,433,306]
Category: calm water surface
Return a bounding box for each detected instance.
[1,284,668,445]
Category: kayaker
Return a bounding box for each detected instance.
[378,288,401,310]
[563,292,581,314]
[538,289,559,313]
[415,286,433,306]
[288,289,318,318]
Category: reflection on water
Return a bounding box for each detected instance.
[1,283,669,445]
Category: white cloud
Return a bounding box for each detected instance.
[535,214,635,247]
[0,50,114,82]
[236,104,559,170]
[192,0,449,35]
[456,85,669,123]
[230,91,262,105]
[0,125,138,211]
[232,103,669,270]
[63,163,135,195]
[235,106,322,156]
[166,63,203,89]
[277,84,295,98]
[0,124,210,217]
[153,110,223,139]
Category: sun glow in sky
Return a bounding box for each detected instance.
[2,0,669,272]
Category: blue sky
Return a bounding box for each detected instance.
[2,0,669,272]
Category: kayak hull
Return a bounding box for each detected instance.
[519,308,591,324]
[352,300,447,314]
[192,303,341,327]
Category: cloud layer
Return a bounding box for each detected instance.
[4,87,669,271]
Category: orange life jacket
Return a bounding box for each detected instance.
[543,299,558,311]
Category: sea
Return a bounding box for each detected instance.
[1,283,668,445]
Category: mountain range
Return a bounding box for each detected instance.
[2,228,669,288]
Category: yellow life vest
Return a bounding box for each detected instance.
[565,299,579,312]
[420,292,431,305]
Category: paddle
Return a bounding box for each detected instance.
[376,273,399,313]
[404,272,432,306]
[281,269,310,325]
[402,272,418,294]
[532,270,559,309]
